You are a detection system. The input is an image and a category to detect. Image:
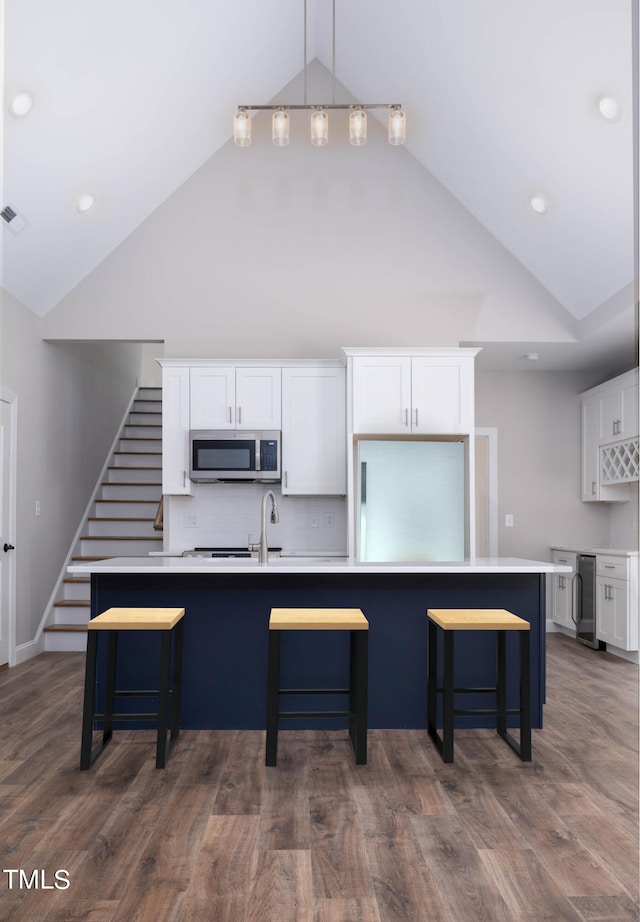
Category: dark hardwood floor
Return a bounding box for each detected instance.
[0,633,637,921]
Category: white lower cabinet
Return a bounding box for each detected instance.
[551,551,576,630]
[281,366,346,495]
[595,555,638,651]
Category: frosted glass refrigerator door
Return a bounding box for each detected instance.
[357,440,465,561]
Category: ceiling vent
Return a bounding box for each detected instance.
[1,203,29,237]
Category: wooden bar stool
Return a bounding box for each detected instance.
[80,607,185,770]
[427,608,531,763]
[266,608,369,766]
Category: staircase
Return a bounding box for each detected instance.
[44,386,163,651]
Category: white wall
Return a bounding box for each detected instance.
[40,90,577,355]
[475,370,614,559]
[0,291,145,647]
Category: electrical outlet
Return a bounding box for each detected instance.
[505,514,514,527]
[35,500,41,517]
[184,514,199,528]
[324,512,334,528]
[310,514,319,528]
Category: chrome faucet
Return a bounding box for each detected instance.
[250,490,280,565]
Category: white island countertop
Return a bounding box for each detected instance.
[68,556,572,576]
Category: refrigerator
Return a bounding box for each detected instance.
[356,439,466,562]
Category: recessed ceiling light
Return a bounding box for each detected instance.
[76,193,96,213]
[598,96,621,121]
[524,353,540,361]
[9,91,34,118]
[528,195,548,215]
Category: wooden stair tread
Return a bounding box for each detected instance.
[81,535,162,541]
[96,499,158,503]
[87,517,155,522]
[44,623,88,632]
[63,577,90,583]
[54,600,90,608]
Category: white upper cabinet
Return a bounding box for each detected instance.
[190,367,281,430]
[351,356,411,434]
[161,366,193,495]
[580,368,638,502]
[349,349,477,435]
[281,366,346,495]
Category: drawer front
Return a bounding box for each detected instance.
[552,551,577,569]
[597,555,629,579]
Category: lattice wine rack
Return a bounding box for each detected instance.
[600,438,639,484]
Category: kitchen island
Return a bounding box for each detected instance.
[69,556,571,731]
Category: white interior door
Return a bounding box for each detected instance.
[0,396,16,667]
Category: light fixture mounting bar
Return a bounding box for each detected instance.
[238,104,402,111]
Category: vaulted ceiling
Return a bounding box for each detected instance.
[1,0,637,370]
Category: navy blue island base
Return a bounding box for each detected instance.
[89,569,546,731]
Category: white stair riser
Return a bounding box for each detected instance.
[119,439,162,452]
[45,632,87,652]
[107,467,162,483]
[101,483,162,500]
[53,607,90,625]
[124,425,162,438]
[63,581,90,601]
[95,500,159,517]
[113,453,162,468]
[132,400,162,413]
[80,537,162,556]
[137,388,162,400]
[87,518,157,537]
[129,412,163,426]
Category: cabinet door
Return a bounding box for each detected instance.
[411,356,473,434]
[282,367,346,495]
[620,378,638,439]
[235,368,281,429]
[599,387,621,444]
[352,357,411,433]
[162,367,193,495]
[190,367,235,430]
[551,552,576,628]
[581,396,600,501]
[596,577,633,650]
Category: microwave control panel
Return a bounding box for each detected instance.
[260,440,279,472]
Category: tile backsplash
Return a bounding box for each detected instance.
[165,483,347,555]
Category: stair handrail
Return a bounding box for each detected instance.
[154,495,164,531]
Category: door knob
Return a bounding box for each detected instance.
[3,543,15,552]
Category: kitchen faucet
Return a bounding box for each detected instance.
[250,490,280,565]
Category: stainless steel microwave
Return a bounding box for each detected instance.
[189,430,281,483]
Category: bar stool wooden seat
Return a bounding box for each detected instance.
[266,608,369,766]
[427,608,531,763]
[80,607,185,770]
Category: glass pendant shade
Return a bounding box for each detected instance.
[272,109,290,146]
[234,109,252,147]
[349,108,367,146]
[388,108,406,146]
[310,109,328,146]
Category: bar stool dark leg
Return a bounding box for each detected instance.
[103,631,118,747]
[519,631,532,761]
[349,630,368,765]
[266,630,281,766]
[170,620,184,749]
[156,630,172,769]
[427,619,438,749]
[80,630,99,770]
[496,630,507,738]
[442,631,454,763]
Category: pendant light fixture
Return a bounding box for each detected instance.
[349,107,367,146]
[234,0,405,149]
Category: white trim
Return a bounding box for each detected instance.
[476,427,499,557]
[0,388,18,666]
[35,386,142,644]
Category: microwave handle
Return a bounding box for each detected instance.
[255,439,261,471]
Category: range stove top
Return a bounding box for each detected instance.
[182,547,282,559]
